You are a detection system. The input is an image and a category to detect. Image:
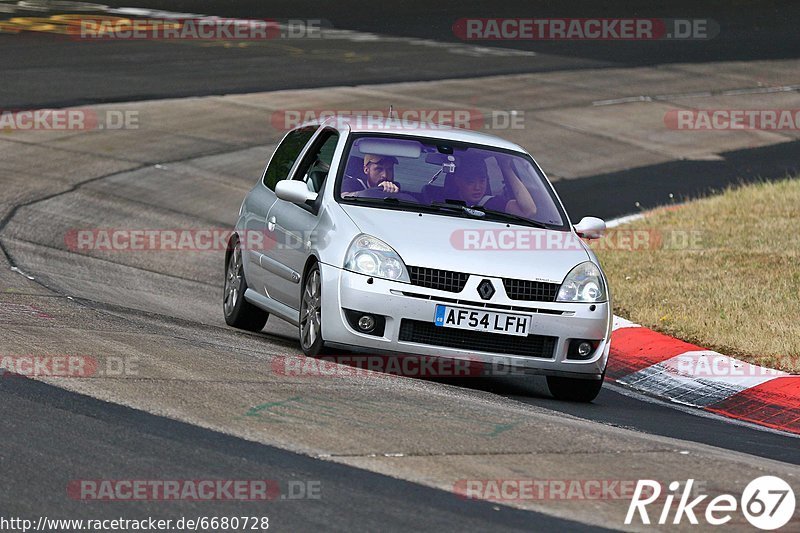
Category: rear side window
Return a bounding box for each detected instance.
[263,126,317,190]
[316,133,338,168]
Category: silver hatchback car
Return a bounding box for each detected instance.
[224,116,611,401]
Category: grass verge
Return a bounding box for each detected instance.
[594,177,800,373]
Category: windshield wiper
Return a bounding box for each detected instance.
[432,200,549,226]
[345,196,440,213]
[471,206,553,229]
[343,195,408,205]
[345,196,487,218]
[384,198,488,218]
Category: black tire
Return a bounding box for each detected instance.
[223,238,269,331]
[547,372,604,403]
[299,263,326,356]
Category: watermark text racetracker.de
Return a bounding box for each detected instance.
[270,109,525,132]
[67,479,321,501]
[450,228,704,252]
[0,14,326,40]
[665,109,800,130]
[0,108,139,131]
[271,354,539,379]
[73,17,325,40]
[455,479,651,501]
[63,228,331,253]
[0,354,139,378]
[453,18,719,40]
[663,352,789,378]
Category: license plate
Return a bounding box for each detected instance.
[434,305,531,336]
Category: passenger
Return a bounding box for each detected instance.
[450,157,537,218]
[452,172,492,206]
[342,154,400,195]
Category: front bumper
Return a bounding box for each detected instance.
[319,263,611,380]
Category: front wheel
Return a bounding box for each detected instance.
[547,372,604,403]
[299,263,326,356]
[223,238,269,331]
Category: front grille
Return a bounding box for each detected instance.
[399,319,557,358]
[406,266,560,302]
[502,278,560,302]
[407,266,469,293]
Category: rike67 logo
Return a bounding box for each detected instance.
[626,477,796,530]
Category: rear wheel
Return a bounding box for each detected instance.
[547,372,604,403]
[223,239,269,331]
[299,263,326,356]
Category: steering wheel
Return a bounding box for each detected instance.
[350,188,418,203]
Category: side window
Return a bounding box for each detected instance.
[293,130,340,194]
[263,126,317,190]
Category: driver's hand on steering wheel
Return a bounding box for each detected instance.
[376,181,400,194]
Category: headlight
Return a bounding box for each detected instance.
[344,234,410,282]
[557,261,607,303]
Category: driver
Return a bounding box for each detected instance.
[342,154,400,195]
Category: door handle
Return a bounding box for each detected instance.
[267,216,276,232]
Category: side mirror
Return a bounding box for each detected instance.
[275,180,318,204]
[574,216,606,239]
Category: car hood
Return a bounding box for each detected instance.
[339,204,590,284]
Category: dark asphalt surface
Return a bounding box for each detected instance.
[556,139,800,221]
[2,1,799,531]
[2,0,799,109]
[483,377,800,465]
[92,0,799,66]
[0,375,605,532]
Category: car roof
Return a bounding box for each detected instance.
[302,115,528,153]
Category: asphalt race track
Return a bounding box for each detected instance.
[4,0,800,109]
[1,1,799,531]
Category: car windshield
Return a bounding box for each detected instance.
[336,134,567,229]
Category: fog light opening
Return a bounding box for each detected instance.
[567,339,600,360]
[358,315,376,332]
[343,309,386,337]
